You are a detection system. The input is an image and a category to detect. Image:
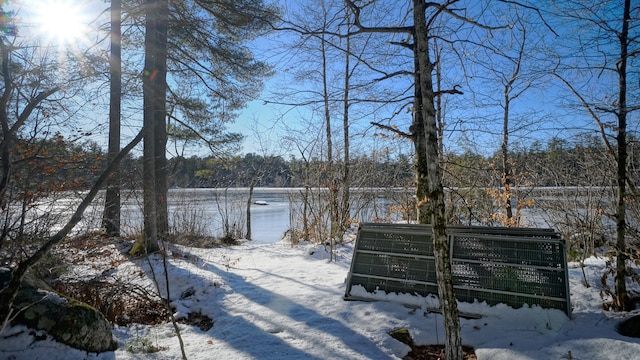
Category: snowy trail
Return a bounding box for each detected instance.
[193,244,396,359]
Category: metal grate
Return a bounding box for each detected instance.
[344,223,571,316]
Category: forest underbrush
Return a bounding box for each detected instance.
[35,233,236,330]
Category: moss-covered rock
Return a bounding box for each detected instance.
[128,240,146,256]
[1,268,116,352]
[388,327,414,346]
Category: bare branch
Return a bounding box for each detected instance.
[345,0,414,34]
[552,72,615,156]
[498,0,559,36]
[0,128,145,327]
[0,87,61,152]
[427,1,508,31]
[370,121,412,139]
[434,85,463,96]
[389,41,413,50]
[372,70,414,82]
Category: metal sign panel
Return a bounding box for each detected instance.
[344,223,571,316]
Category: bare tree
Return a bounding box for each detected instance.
[551,0,638,310]
[0,6,102,250]
[468,12,548,226]
[339,9,353,256]
[316,1,340,254]
[345,0,468,356]
[412,1,468,357]
[266,0,362,253]
[496,22,527,223]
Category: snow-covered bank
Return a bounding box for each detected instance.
[1,240,640,359]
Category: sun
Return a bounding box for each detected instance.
[32,0,90,46]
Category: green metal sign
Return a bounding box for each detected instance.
[344,223,571,316]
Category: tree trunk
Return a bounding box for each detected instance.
[614,0,631,311]
[500,32,527,225]
[412,45,431,225]
[413,0,462,358]
[320,26,338,261]
[141,0,161,253]
[102,0,122,236]
[341,14,351,236]
[153,0,169,240]
[502,92,513,221]
[0,38,14,210]
[434,39,444,160]
[246,178,255,240]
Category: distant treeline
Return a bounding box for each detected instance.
[165,136,638,189]
[28,135,639,191]
[165,152,415,188]
[443,136,639,189]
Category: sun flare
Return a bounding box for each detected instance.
[32,0,90,46]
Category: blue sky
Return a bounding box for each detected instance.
[231,1,608,160]
[282,1,636,158]
[7,0,637,160]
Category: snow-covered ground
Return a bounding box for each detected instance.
[1,239,640,360]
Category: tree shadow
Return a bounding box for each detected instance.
[183,249,393,359]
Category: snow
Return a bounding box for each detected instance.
[2,240,640,360]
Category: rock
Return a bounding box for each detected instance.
[618,314,640,338]
[0,268,116,352]
[388,327,414,346]
[180,286,196,299]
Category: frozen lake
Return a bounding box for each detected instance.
[154,188,405,243]
[25,186,620,245]
[34,188,407,244]
[161,188,295,243]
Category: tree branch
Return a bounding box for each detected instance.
[498,0,559,36]
[370,121,412,139]
[426,1,509,31]
[553,72,615,157]
[434,85,463,96]
[345,0,414,34]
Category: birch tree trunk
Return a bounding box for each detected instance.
[412,45,431,225]
[614,0,631,311]
[341,13,352,237]
[412,0,463,358]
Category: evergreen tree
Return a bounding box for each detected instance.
[132,0,279,252]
